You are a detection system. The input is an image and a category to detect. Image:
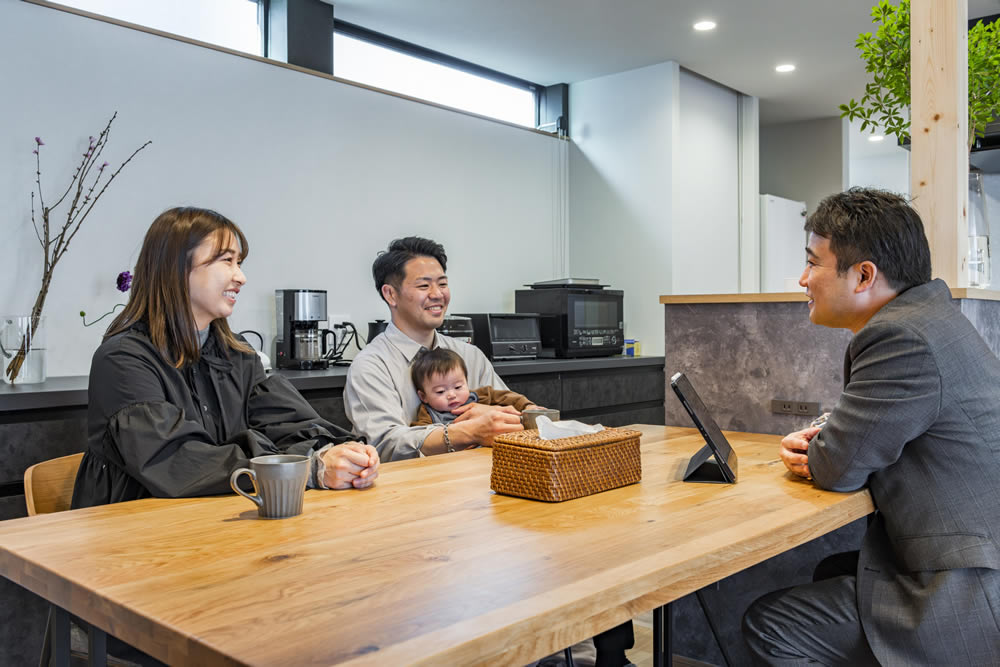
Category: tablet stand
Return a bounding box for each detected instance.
[683,442,735,484]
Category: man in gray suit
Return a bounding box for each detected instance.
[743,188,1000,665]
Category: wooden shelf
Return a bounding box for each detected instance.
[660,293,809,304]
[660,288,1000,305]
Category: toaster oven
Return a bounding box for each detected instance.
[456,313,541,361]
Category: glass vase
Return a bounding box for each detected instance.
[1,315,47,384]
[969,171,991,289]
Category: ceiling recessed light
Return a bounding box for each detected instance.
[868,135,885,142]
[775,64,796,73]
[693,20,716,31]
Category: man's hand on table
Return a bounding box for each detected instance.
[780,426,820,479]
[322,442,380,489]
[450,403,523,446]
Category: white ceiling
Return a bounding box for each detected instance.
[331,0,1000,125]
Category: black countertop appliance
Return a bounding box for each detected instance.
[274,289,333,370]
[456,313,540,361]
[515,279,624,358]
[436,315,474,344]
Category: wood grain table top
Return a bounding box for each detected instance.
[0,426,874,666]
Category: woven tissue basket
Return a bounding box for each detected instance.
[491,428,642,502]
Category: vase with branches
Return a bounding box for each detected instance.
[4,113,150,383]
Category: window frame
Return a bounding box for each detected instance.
[333,19,542,130]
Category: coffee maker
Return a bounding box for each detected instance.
[274,289,334,370]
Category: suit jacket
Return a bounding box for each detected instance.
[809,279,1000,665]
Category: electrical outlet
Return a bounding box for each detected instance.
[771,399,820,416]
[771,400,793,414]
[795,401,820,416]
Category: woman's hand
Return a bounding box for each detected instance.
[322,442,380,489]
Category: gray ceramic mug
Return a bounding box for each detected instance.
[521,408,560,430]
[230,454,310,519]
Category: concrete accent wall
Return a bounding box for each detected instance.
[664,301,852,434]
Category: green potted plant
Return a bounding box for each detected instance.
[840,0,1000,288]
[840,0,1000,151]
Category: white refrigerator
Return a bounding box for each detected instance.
[760,194,808,292]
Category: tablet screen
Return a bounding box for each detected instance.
[670,372,738,482]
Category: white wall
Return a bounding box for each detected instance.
[760,117,848,215]
[846,119,910,195]
[569,61,678,357]
[849,153,911,195]
[1,1,564,377]
[984,174,1000,287]
[672,70,740,295]
[569,64,742,355]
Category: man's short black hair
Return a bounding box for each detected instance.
[372,237,448,303]
[804,187,932,292]
[411,348,467,392]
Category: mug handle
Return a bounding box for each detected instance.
[230,468,263,508]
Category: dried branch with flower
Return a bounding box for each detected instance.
[80,271,132,327]
[6,113,151,382]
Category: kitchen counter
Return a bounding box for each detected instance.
[0,355,664,414]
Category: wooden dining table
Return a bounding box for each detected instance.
[0,425,874,666]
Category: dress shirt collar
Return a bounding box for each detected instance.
[383,321,440,363]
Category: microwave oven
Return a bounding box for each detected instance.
[456,313,540,361]
[514,287,624,358]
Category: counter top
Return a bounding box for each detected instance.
[0,355,664,414]
[660,287,1000,305]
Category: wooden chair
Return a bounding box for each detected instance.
[24,452,84,516]
[24,452,113,667]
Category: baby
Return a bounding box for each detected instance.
[409,348,537,426]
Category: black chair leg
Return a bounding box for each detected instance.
[88,624,108,667]
[563,646,575,667]
[51,606,70,667]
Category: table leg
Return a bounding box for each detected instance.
[52,605,70,667]
[88,624,108,667]
[653,603,673,667]
[695,588,732,667]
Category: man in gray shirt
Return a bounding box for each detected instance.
[345,236,636,666]
[344,236,528,462]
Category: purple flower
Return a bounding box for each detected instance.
[116,270,132,292]
[100,161,109,170]
[34,136,44,146]
[32,149,38,155]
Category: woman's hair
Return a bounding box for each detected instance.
[410,348,467,391]
[106,207,253,367]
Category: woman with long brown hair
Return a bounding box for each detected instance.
[72,207,378,508]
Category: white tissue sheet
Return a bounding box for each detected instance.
[536,416,604,440]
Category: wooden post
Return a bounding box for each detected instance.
[910,0,968,287]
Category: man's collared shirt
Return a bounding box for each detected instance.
[344,321,507,461]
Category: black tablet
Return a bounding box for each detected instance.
[670,372,738,484]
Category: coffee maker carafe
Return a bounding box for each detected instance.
[274,289,334,370]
